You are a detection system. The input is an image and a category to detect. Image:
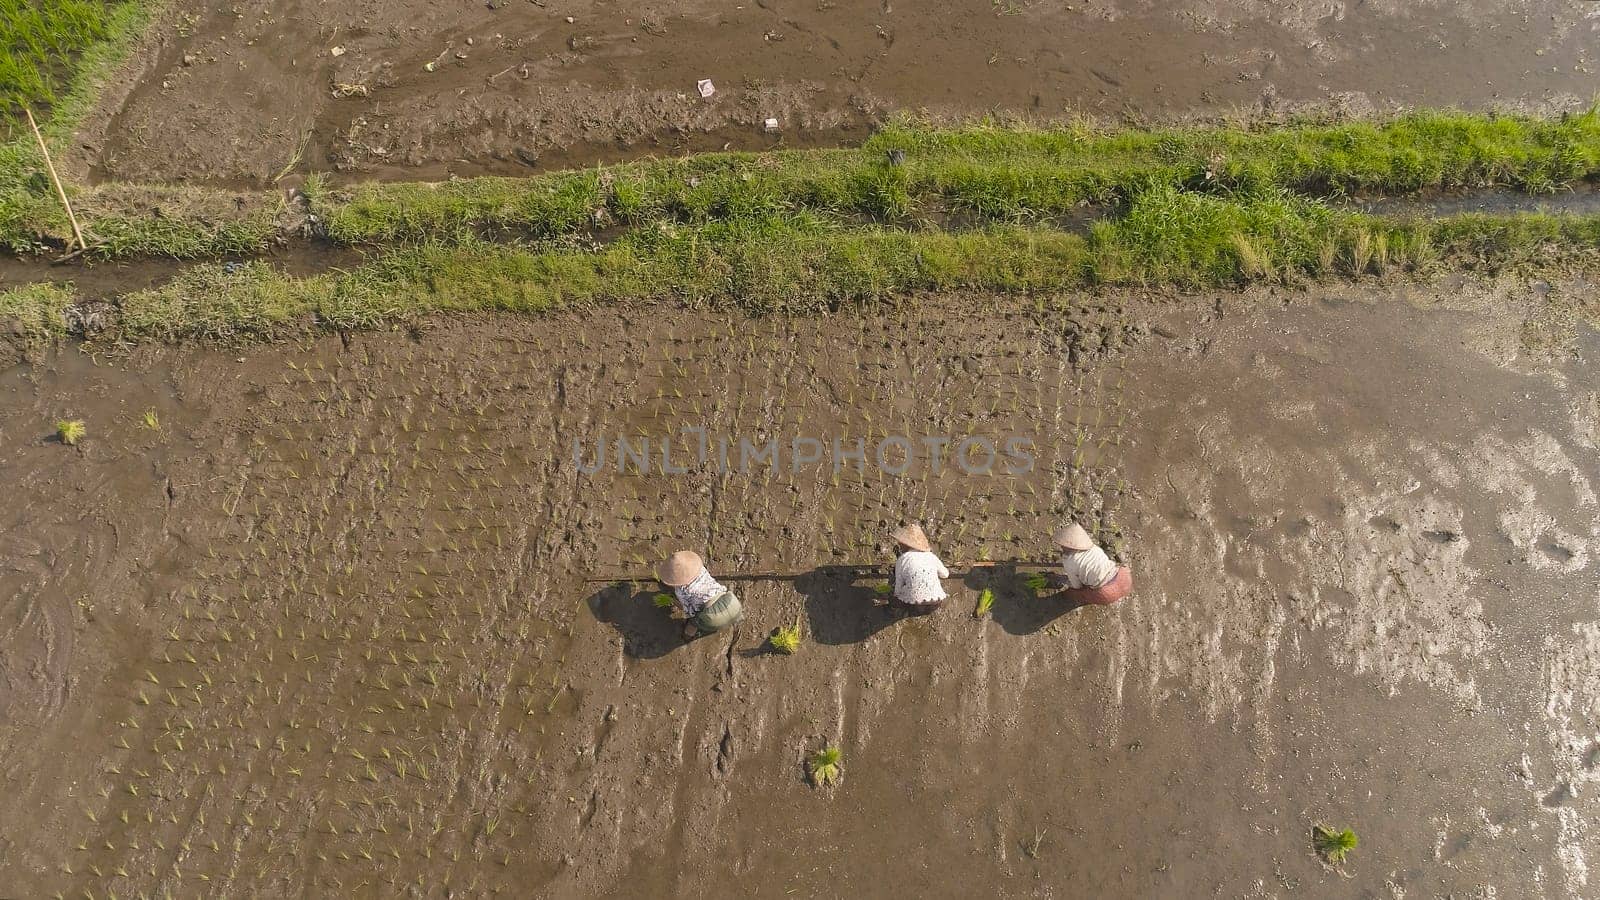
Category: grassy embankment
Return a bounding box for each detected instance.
[0,1,241,257]
[9,111,1600,259]
[4,2,1600,346]
[16,189,1595,345]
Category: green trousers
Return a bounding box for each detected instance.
[693,591,744,632]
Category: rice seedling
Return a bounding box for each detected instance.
[141,409,160,430]
[55,418,85,445]
[1313,825,1358,864]
[974,588,995,618]
[769,620,802,654]
[809,745,843,787]
[652,592,675,609]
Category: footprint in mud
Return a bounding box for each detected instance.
[1365,513,1461,547]
[1540,542,1576,565]
[1368,514,1403,533]
[1541,781,1576,808]
[1527,530,1589,573]
[715,723,734,777]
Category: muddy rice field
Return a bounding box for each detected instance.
[0,280,1595,897]
[73,0,1600,185]
[9,0,1600,894]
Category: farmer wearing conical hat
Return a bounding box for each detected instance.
[888,523,950,615]
[657,550,745,640]
[1051,523,1132,605]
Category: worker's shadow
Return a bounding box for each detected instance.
[967,563,1090,635]
[796,566,900,646]
[585,582,683,660]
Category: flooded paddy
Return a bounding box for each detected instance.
[1,280,1595,896]
[76,0,1600,185]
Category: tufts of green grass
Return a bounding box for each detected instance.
[871,110,1600,199]
[1313,825,1358,864]
[10,109,1600,257]
[315,111,1600,248]
[0,281,75,345]
[55,418,85,445]
[768,620,802,655]
[1090,186,1345,283]
[116,261,327,342]
[808,746,842,788]
[79,186,283,258]
[40,203,1600,348]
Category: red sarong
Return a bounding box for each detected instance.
[1065,566,1132,605]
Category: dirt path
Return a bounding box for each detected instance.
[1,281,1596,896]
[74,0,1600,185]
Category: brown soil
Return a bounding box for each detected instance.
[2,281,1597,896]
[69,0,1600,185]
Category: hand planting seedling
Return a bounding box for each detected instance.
[55,419,86,446]
[809,745,842,787]
[1022,572,1049,594]
[652,592,675,610]
[873,581,892,597]
[1313,825,1358,865]
[974,588,995,618]
[769,620,802,655]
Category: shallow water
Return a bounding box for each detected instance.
[1,284,1596,896]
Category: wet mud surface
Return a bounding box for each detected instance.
[1,283,1596,896]
[74,0,1600,184]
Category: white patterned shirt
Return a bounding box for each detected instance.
[673,570,726,617]
[893,551,950,605]
[1060,547,1117,589]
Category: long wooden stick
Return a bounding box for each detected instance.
[584,559,1061,583]
[25,108,87,252]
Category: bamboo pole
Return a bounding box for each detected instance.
[25,108,87,252]
[584,560,1060,583]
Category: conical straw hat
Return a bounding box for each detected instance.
[1053,523,1093,551]
[657,550,705,587]
[890,523,932,552]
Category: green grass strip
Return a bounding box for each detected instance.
[79,198,1600,345]
[7,110,1600,258]
[319,111,1600,246]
